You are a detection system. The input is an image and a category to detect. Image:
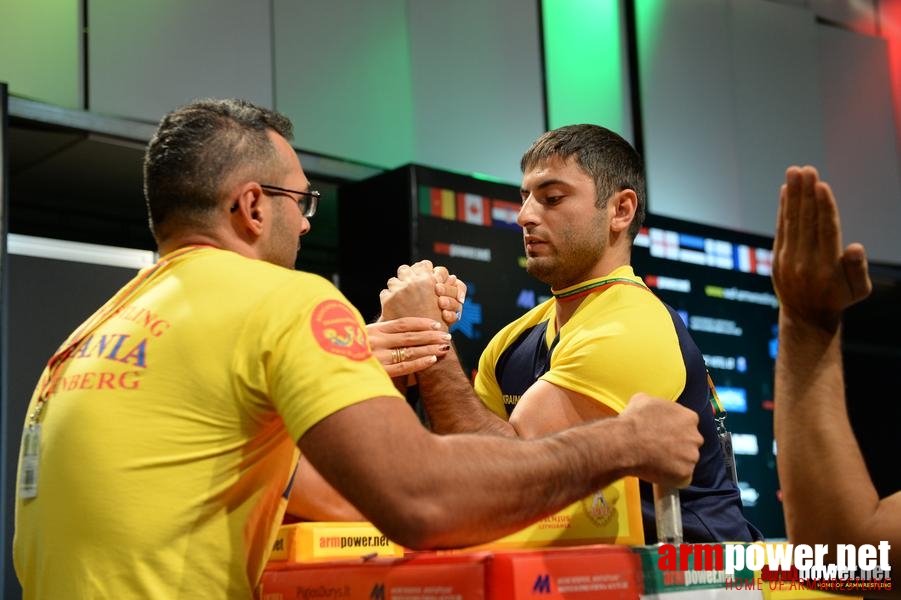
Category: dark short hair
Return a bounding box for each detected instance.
[520,124,646,239]
[143,98,294,240]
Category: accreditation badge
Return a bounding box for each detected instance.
[19,424,41,499]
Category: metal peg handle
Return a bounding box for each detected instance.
[653,485,683,544]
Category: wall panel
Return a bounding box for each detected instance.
[274,0,414,168]
[407,0,546,184]
[88,0,273,122]
[818,26,901,263]
[0,0,81,109]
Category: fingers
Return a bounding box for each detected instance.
[435,274,467,302]
[432,267,466,301]
[375,342,451,378]
[437,293,462,314]
[622,394,702,488]
[798,166,820,252]
[434,271,467,326]
[814,180,842,259]
[383,263,464,325]
[406,260,434,276]
[366,319,452,351]
[367,317,443,334]
[773,183,787,270]
[774,165,872,325]
[394,262,436,282]
[841,242,872,305]
[452,277,467,303]
[781,166,803,258]
[377,330,452,349]
[382,355,438,378]
[432,265,449,283]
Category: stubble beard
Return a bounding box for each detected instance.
[526,236,607,291]
[525,255,557,287]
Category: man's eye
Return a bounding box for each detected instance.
[544,196,562,205]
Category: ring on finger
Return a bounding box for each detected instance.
[391,348,401,364]
[398,347,408,362]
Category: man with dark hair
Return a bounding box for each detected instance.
[13,101,704,599]
[143,99,295,240]
[380,124,759,543]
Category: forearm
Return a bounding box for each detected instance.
[775,315,881,545]
[416,344,516,437]
[300,397,637,550]
[393,420,635,548]
[362,420,633,549]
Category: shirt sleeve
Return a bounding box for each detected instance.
[238,274,403,442]
[473,338,508,419]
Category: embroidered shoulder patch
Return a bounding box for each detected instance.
[311,299,370,361]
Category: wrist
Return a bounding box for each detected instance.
[778,309,842,340]
[609,415,639,479]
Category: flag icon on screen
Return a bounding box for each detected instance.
[492,200,521,230]
[458,193,491,226]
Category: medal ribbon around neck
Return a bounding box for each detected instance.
[552,276,649,302]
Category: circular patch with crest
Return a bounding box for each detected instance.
[311,299,370,361]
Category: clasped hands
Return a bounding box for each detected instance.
[366,260,467,378]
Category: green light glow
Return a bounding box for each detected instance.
[634,0,667,82]
[0,0,81,108]
[542,0,624,131]
[470,171,510,184]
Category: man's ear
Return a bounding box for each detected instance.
[230,182,266,236]
[608,189,637,234]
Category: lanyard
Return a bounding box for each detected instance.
[707,371,726,416]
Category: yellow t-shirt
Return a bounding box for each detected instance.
[475,265,686,417]
[473,266,759,544]
[14,247,402,599]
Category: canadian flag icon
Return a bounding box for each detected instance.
[458,193,491,226]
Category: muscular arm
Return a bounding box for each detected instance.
[510,379,617,438]
[776,318,901,557]
[298,392,701,550]
[772,166,900,588]
[415,344,519,436]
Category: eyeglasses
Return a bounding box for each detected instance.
[260,184,320,218]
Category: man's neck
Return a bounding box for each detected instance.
[553,258,633,331]
[157,232,229,257]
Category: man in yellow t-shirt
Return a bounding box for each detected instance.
[14,99,705,599]
[381,124,760,543]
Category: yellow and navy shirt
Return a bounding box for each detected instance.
[475,266,761,543]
